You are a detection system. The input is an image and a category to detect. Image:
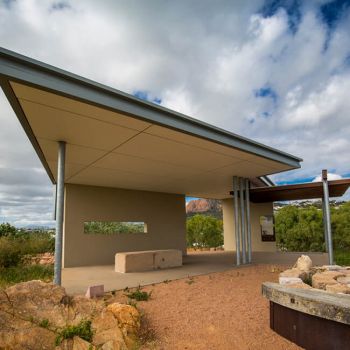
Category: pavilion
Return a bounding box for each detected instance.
[0,48,347,288]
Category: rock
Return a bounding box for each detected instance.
[322,265,343,271]
[0,281,140,350]
[279,268,309,282]
[279,277,303,285]
[85,285,104,298]
[92,309,125,347]
[101,340,127,350]
[294,255,312,272]
[325,283,350,294]
[107,303,140,335]
[72,336,95,350]
[286,282,313,290]
[106,303,140,349]
[337,276,350,284]
[312,271,345,290]
[39,252,55,265]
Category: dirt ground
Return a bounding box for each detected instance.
[110,264,301,350]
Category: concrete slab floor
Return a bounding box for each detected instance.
[62,251,329,294]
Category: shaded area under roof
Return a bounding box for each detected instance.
[245,179,350,203]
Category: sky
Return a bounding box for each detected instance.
[0,0,350,226]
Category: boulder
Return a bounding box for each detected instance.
[279,277,303,285]
[106,303,140,348]
[337,276,350,284]
[72,336,95,350]
[312,271,345,290]
[92,309,125,347]
[279,268,309,282]
[0,281,139,350]
[321,265,343,271]
[325,283,350,294]
[294,255,312,272]
[286,282,313,290]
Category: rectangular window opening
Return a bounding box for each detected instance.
[84,221,147,234]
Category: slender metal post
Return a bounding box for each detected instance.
[322,170,333,265]
[240,177,246,264]
[233,176,240,266]
[245,178,252,263]
[321,198,329,253]
[54,141,66,285]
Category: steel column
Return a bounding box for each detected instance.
[240,177,247,264]
[321,198,329,253]
[245,178,252,263]
[322,170,333,265]
[54,141,66,285]
[233,176,240,266]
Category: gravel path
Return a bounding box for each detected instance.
[112,264,301,349]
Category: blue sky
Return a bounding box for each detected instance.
[0,0,350,225]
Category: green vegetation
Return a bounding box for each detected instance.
[186,214,223,248]
[275,202,350,264]
[55,320,93,346]
[84,221,145,234]
[0,223,54,288]
[126,286,152,301]
[0,265,54,288]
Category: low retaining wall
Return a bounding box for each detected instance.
[263,282,350,350]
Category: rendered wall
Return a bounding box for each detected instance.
[222,199,276,252]
[63,184,187,267]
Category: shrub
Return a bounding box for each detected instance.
[0,223,17,237]
[55,320,93,345]
[0,237,22,267]
[126,287,152,301]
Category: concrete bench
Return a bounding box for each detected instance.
[115,249,182,273]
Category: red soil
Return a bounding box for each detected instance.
[112,264,301,349]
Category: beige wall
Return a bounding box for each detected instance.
[63,184,187,267]
[222,199,276,252]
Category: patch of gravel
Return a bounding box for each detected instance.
[109,264,301,350]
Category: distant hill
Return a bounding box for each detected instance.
[186,199,222,219]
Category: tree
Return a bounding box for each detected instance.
[186,215,223,248]
[275,205,325,252]
[0,223,17,237]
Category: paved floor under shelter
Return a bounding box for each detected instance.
[62,250,329,294]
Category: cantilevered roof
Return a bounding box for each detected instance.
[247,179,350,203]
[0,48,302,199]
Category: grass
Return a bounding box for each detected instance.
[126,286,152,301]
[0,264,54,288]
[334,250,350,266]
[55,320,93,346]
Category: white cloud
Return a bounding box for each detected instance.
[0,0,350,224]
[312,173,343,182]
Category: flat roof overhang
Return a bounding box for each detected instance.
[0,48,302,199]
[237,179,350,203]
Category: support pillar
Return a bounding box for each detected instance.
[239,178,247,264]
[321,198,329,253]
[245,178,252,263]
[322,169,333,265]
[54,141,66,285]
[233,176,240,266]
